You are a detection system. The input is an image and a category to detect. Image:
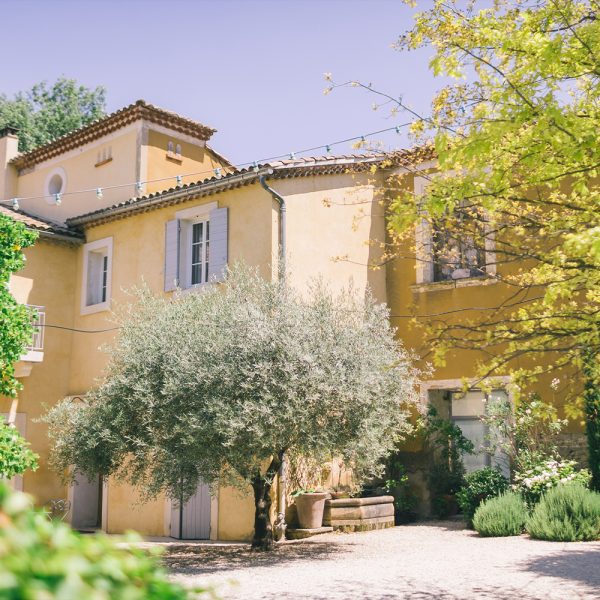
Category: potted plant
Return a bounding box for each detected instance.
[293,488,328,529]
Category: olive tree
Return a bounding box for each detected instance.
[45,265,419,549]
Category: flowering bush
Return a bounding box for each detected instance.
[513,459,591,506]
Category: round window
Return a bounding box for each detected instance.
[48,174,63,195]
[45,168,67,204]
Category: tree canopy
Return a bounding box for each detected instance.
[0,78,106,152]
[0,214,37,397]
[45,266,420,549]
[381,0,600,486]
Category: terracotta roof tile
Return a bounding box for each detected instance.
[10,100,216,170]
[67,146,434,228]
[0,204,83,242]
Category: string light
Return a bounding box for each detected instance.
[11,198,19,210]
[176,175,183,186]
[0,122,412,207]
[214,167,222,179]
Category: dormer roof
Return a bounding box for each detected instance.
[9,100,216,170]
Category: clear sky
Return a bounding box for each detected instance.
[2,0,441,165]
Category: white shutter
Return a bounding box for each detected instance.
[164,219,180,292]
[208,207,228,282]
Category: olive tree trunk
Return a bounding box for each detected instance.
[251,452,283,551]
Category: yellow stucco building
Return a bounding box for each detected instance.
[0,101,586,540]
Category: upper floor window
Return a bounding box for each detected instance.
[431,207,486,281]
[168,141,174,153]
[414,176,495,285]
[164,204,228,292]
[81,237,113,314]
[190,220,210,285]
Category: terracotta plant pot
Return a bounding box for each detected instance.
[295,492,328,529]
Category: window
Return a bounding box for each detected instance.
[45,167,67,204]
[431,206,486,281]
[81,237,113,314]
[164,204,228,292]
[175,143,182,156]
[190,220,210,285]
[168,141,174,153]
[414,176,495,285]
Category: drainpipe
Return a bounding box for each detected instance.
[259,171,286,274]
[258,172,287,542]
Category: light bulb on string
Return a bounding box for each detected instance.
[176,175,183,186]
[252,161,259,173]
[289,152,296,160]
[96,188,103,199]
[326,145,332,154]
[11,198,19,210]
[136,182,143,196]
[54,193,61,206]
[214,167,222,179]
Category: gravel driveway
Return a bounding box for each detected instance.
[158,520,600,599]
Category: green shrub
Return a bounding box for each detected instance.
[0,482,204,599]
[527,484,600,542]
[456,467,509,525]
[472,492,528,537]
[0,421,38,479]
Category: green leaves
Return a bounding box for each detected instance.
[0,78,106,153]
[0,214,37,398]
[0,483,200,599]
[45,265,420,504]
[0,421,38,479]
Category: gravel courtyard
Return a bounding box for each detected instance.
[156,520,600,600]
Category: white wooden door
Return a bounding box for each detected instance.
[171,481,211,539]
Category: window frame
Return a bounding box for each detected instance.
[81,237,113,315]
[175,202,217,291]
[414,175,497,287]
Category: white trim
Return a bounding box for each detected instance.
[146,122,208,148]
[25,122,143,173]
[420,376,513,407]
[175,200,217,221]
[210,488,219,541]
[80,237,113,315]
[101,478,108,532]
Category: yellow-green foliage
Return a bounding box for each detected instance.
[473,492,528,537]
[0,483,202,599]
[527,484,600,541]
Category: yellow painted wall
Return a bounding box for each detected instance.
[276,172,387,303]
[217,485,256,541]
[144,130,228,194]
[3,238,78,506]
[106,481,167,536]
[16,128,140,223]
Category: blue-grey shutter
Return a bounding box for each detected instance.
[164,219,180,291]
[208,207,228,282]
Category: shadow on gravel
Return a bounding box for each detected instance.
[521,548,600,590]
[163,541,350,575]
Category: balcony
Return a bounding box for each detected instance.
[15,306,45,377]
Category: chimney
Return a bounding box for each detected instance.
[0,127,19,203]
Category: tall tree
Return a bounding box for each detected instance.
[362,0,600,487]
[0,78,106,152]
[45,266,420,550]
[0,214,37,398]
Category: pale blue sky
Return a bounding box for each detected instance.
[3,0,440,164]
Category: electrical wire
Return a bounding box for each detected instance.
[0,122,412,205]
